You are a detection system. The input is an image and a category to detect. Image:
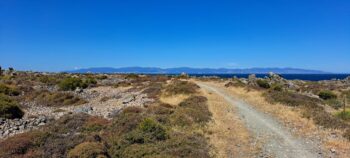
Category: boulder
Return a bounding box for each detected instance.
[74,106,93,114]
[248,74,257,86]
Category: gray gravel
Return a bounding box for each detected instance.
[198,83,323,158]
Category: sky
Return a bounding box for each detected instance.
[0,0,349,73]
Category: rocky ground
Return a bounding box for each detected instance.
[0,85,154,139]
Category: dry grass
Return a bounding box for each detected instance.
[160,94,189,106]
[200,87,260,158]
[202,81,350,157]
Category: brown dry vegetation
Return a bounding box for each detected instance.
[164,80,199,96]
[0,78,213,158]
[26,91,87,107]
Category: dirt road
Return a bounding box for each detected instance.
[198,82,322,158]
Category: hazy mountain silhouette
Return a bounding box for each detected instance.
[66,67,328,74]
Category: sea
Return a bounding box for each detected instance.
[187,74,350,81]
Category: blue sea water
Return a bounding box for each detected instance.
[188,74,350,81]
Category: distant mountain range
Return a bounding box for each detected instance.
[66,67,329,74]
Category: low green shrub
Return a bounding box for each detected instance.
[271,84,283,91]
[0,83,20,96]
[84,77,97,86]
[336,111,350,121]
[256,79,270,89]
[318,90,337,100]
[138,118,167,141]
[0,94,24,119]
[58,78,87,91]
[38,76,58,85]
[325,99,343,109]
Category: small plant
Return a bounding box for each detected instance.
[58,77,87,91]
[271,84,283,91]
[84,77,97,85]
[256,79,270,89]
[336,110,350,121]
[68,142,107,158]
[0,83,20,96]
[318,90,337,100]
[138,118,168,141]
[82,116,110,132]
[125,74,139,79]
[38,76,57,85]
[32,91,87,107]
[0,94,24,119]
[164,80,199,96]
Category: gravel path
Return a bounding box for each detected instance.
[198,82,322,158]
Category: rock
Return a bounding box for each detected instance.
[122,95,135,104]
[74,106,93,113]
[330,148,336,153]
[248,74,257,86]
[75,87,83,93]
[38,122,46,126]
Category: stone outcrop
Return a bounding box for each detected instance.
[0,116,49,139]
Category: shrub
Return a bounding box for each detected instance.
[0,83,20,96]
[83,116,110,132]
[271,84,283,91]
[265,90,320,107]
[325,99,343,109]
[142,83,163,99]
[0,131,46,157]
[266,90,347,129]
[68,142,107,158]
[336,111,350,121]
[113,81,132,88]
[169,96,211,126]
[225,80,245,87]
[84,77,97,86]
[318,90,337,100]
[38,76,58,85]
[256,79,270,89]
[138,118,167,141]
[31,91,87,107]
[111,110,145,135]
[125,74,139,80]
[0,94,24,119]
[164,80,199,96]
[344,129,350,141]
[96,75,108,80]
[58,78,87,91]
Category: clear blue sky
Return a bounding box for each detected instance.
[1,0,349,73]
